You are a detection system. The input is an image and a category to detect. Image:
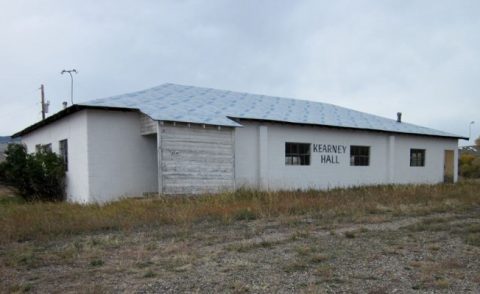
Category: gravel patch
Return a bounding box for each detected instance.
[1,211,479,293]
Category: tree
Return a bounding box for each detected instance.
[459,153,480,178]
[475,136,480,148]
[0,144,65,201]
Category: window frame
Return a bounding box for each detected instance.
[350,145,370,166]
[285,142,311,166]
[410,148,426,167]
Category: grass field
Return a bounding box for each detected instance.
[1,181,479,293]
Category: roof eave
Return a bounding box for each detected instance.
[12,105,137,138]
[232,117,467,140]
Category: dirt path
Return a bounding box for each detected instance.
[214,212,462,250]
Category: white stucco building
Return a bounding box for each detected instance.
[14,83,465,203]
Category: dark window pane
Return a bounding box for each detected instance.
[410,149,425,167]
[59,139,68,171]
[285,142,310,166]
[350,146,370,166]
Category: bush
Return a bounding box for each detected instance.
[0,144,65,201]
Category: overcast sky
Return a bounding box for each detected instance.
[0,0,479,144]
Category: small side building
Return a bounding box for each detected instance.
[13,83,466,203]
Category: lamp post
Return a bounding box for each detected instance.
[61,69,77,104]
[469,121,475,142]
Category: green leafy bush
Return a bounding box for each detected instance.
[0,144,65,201]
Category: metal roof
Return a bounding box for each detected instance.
[78,83,462,138]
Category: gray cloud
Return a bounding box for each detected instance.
[0,0,479,144]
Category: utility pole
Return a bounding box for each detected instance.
[40,84,45,120]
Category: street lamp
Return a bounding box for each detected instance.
[61,69,78,104]
[469,121,475,141]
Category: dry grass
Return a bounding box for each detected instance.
[0,181,479,243]
[1,182,479,293]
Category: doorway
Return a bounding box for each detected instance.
[444,150,454,183]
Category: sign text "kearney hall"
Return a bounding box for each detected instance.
[312,144,347,164]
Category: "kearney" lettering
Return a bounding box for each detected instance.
[312,144,347,154]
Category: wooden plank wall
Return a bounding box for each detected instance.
[161,124,235,194]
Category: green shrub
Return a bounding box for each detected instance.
[0,144,65,201]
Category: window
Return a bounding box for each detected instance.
[44,144,52,152]
[410,149,425,167]
[36,144,51,153]
[285,142,310,165]
[59,139,68,171]
[350,146,370,166]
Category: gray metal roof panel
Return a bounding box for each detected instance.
[79,83,462,138]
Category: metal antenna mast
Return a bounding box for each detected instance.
[61,69,78,104]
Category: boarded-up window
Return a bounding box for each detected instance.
[285,142,310,166]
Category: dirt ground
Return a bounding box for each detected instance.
[1,208,479,293]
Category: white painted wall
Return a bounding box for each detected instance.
[235,121,459,190]
[21,109,158,203]
[392,135,458,184]
[20,111,460,203]
[86,109,157,202]
[21,111,90,202]
[234,123,259,188]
